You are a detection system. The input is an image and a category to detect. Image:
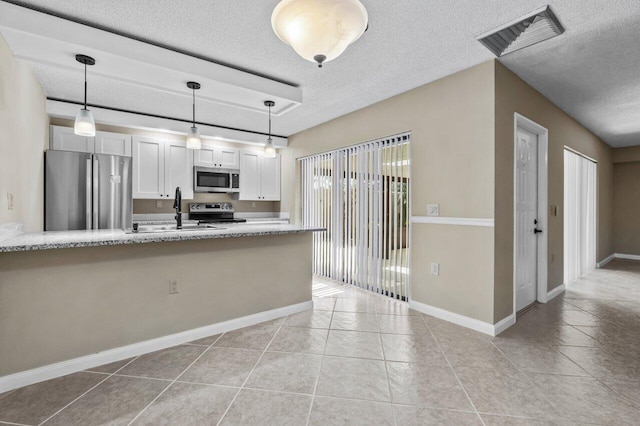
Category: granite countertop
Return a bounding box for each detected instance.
[0,223,324,253]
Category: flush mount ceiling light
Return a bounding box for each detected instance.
[74,54,96,137]
[264,100,276,158]
[271,0,368,68]
[477,5,565,57]
[186,81,201,150]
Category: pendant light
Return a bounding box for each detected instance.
[264,101,276,158]
[271,0,368,67]
[186,81,202,150]
[74,54,96,137]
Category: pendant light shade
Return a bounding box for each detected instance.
[264,101,276,158]
[186,81,201,150]
[271,0,368,67]
[74,109,96,137]
[74,54,96,137]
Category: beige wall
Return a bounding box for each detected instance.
[613,146,640,163]
[0,34,49,232]
[494,62,614,321]
[50,118,280,214]
[0,233,312,375]
[613,161,640,255]
[282,62,496,323]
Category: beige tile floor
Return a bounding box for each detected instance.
[1,259,640,425]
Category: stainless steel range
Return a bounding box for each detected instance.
[188,203,247,224]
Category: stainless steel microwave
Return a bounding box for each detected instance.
[194,167,240,193]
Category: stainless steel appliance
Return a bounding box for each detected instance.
[45,150,132,231]
[194,167,240,193]
[188,203,247,223]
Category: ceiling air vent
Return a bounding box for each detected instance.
[477,5,565,57]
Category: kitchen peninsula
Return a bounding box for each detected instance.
[0,223,323,388]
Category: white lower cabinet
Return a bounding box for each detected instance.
[133,136,193,199]
[239,151,280,201]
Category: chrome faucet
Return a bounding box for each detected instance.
[173,186,182,229]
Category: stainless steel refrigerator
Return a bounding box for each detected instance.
[45,150,132,231]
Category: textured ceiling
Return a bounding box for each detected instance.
[4,0,640,146]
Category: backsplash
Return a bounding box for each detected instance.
[133,193,279,214]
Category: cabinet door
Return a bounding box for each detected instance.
[239,151,261,200]
[132,136,165,199]
[193,143,217,168]
[218,147,240,169]
[50,125,94,153]
[95,131,132,157]
[260,154,281,201]
[165,140,194,200]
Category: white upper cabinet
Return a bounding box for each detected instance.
[50,125,94,153]
[260,155,281,201]
[239,151,280,201]
[132,136,193,200]
[50,126,131,157]
[95,131,132,156]
[165,141,194,200]
[194,143,239,169]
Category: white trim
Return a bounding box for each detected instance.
[614,253,640,261]
[409,300,514,337]
[596,253,616,268]
[493,314,517,335]
[0,301,312,393]
[513,113,549,320]
[546,284,566,301]
[410,216,494,227]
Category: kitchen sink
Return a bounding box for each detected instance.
[127,223,225,234]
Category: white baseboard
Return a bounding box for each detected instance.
[597,254,616,268]
[0,300,312,393]
[615,253,640,261]
[546,284,566,301]
[409,300,514,337]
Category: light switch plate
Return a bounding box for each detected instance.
[427,204,439,217]
[6,192,14,210]
[431,262,440,276]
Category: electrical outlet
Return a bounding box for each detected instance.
[156,200,163,209]
[431,262,440,276]
[551,253,555,263]
[7,192,14,210]
[252,202,256,208]
[427,204,439,217]
[169,279,179,294]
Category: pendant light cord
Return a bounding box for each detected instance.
[83,63,87,109]
[268,103,272,137]
[192,87,196,127]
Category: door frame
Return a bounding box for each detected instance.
[513,113,549,318]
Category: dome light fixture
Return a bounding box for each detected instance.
[186,81,202,150]
[264,101,276,158]
[271,0,368,68]
[74,54,96,137]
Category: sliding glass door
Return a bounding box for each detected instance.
[564,148,597,285]
[300,133,410,300]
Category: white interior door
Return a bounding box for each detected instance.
[564,150,597,285]
[516,127,539,311]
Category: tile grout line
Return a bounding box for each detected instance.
[379,325,398,426]
[304,302,334,426]
[126,333,224,425]
[37,355,141,425]
[215,317,289,426]
[420,314,486,426]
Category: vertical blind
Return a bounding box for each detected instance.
[300,133,410,300]
[564,149,597,285]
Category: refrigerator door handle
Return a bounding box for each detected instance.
[93,156,99,229]
[85,158,92,230]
